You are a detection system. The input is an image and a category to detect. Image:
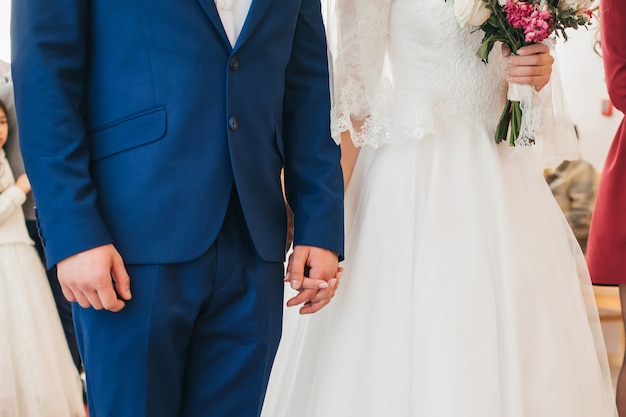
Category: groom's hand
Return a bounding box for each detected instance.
[57,244,132,312]
[285,245,340,314]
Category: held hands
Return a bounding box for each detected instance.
[57,244,132,312]
[503,43,554,92]
[285,245,342,314]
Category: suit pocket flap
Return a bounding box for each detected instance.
[89,106,167,161]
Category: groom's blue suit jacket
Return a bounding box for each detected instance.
[11,0,344,267]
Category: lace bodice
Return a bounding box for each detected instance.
[329,0,507,147]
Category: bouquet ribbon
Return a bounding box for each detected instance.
[500,82,539,146]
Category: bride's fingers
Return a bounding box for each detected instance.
[286,266,342,311]
[300,285,338,313]
[517,43,550,56]
[506,57,552,91]
[506,44,554,86]
[507,68,551,82]
[297,277,329,290]
[306,279,339,304]
[287,278,338,313]
[299,297,331,315]
[507,64,551,77]
[286,288,317,307]
[507,57,553,75]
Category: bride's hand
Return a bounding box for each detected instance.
[503,43,554,92]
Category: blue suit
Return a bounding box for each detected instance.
[11,0,344,415]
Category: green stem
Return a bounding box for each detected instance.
[495,100,512,144]
[487,0,521,53]
[509,101,522,146]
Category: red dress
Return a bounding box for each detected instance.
[586,0,626,285]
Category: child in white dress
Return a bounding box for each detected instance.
[0,99,84,417]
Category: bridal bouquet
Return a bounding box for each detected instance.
[454,0,593,145]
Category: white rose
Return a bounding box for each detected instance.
[454,0,492,27]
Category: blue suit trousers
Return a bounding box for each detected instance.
[74,193,285,417]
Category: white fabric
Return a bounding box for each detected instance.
[0,149,31,245]
[214,0,253,47]
[506,37,580,164]
[327,0,506,148]
[261,0,616,416]
[0,151,83,417]
[534,48,581,168]
[325,0,579,169]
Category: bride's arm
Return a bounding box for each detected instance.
[340,130,360,190]
[504,43,554,92]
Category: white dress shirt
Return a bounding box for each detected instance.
[215,0,253,47]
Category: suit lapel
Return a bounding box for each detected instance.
[197,0,231,47]
[234,0,272,49]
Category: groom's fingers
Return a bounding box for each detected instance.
[111,254,132,301]
[286,247,309,290]
[299,277,329,290]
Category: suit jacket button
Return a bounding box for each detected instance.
[229,116,239,131]
[229,56,239,71]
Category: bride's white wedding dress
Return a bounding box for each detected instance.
[262,0,617,416]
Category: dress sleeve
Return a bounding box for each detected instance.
[534,41,580,168]
[0,185,27,224]
[324,0,392,145]
[601,0,626,113]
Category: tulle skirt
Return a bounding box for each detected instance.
[0,243,84,417]
[262,115,617,417]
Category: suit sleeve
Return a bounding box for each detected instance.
[11,0,113,268]
[602,0,626,113]
[282,0,345,259]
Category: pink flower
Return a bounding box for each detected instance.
[503,0,534,28]
[522,8,552,42]
[503,0,553,43]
